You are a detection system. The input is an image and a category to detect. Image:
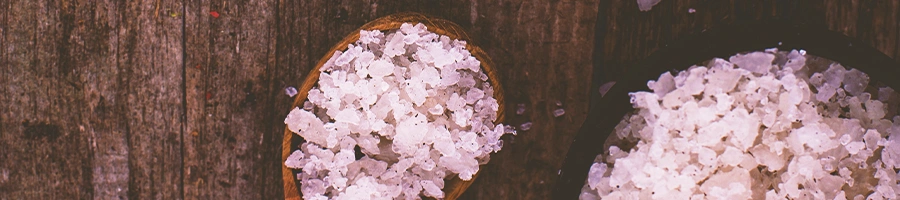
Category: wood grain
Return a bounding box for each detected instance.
[183,0,282,199]
[0,0,898,199]
[1,0,184,199]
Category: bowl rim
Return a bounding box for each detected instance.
[554,20,900,199]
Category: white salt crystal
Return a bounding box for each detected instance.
[688,8,696,13]
[368,59,394,78]
[516,103,526,115]
[720,146,744,167]
[729,52,775,74]
[843,69,869,96]
[466,88,485,105]
[553,108,566,117]
[846,141,865,155]
[428,104,444,115]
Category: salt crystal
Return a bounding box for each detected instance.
[688,8,696,13]
[729,52,775,74]
[843,69,869,96]
[519,122,533,131]
[285,86,298,97]
[553,108,566,117]
[516,103,526,115]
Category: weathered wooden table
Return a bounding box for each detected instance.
[1,0,897,199]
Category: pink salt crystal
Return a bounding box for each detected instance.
[553,108,566,117]
[519,122,533,131]
[285,86,298,97]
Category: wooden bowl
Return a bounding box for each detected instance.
[554,20,900,199]
[282,12,505,200]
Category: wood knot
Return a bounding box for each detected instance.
[22,120,62,140]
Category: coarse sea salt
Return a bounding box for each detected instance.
[285,23,513,200]
[581,49,900,200]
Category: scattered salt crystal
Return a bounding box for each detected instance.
[553,108,566,117]
[555,100,563,107]
[729,52,775,74]
[519,122,533,131]
[688,8,696,13]
[285,86,298,97]
[516,103,526,115]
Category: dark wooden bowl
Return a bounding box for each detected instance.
[282,12,505,200]
[554,20,900,199]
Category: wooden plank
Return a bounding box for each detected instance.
[597,0,900,84]
[1,0,185,199]
[272,0,321,198]
[113,1,185,199]
[183,0,281,199]
[457,1,599,199]
[0,1,94,198]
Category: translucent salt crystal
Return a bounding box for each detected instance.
[843,69,869,96]
[688,8,696,13]
[555,100,563,107]
[465,88,485,104]
[420,66,441,87]
[285,150,305,168]
[516,103,526,115]
[683,67,707,95]
[519,122,533,131]
[368,59,394,78]
[729,52,775,74]
[696,147,717,166]
[421,180,443,198]
[335,109,361,125]
[816,83,837,102]
[845,141,865,155]
[840,134,852,145]
[383,32,406,57]
[720,146,744,167]
[428,104,444,115]
[823,64,847,86]
[446,93,466,112]
[864,129,881,150]
[285,86,298,97]
[553,108,566,117]
[784,49,807,71]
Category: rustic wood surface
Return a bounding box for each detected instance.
[1,0,897,199]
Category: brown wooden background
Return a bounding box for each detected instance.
[1,0,898,199]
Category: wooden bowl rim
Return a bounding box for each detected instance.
[282,12,505,200]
